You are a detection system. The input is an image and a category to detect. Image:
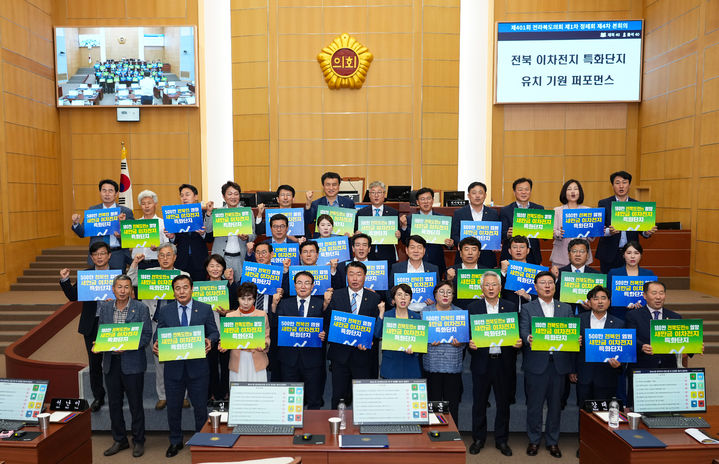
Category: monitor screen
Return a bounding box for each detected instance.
[387,185,411,202]
[0,379,49,423]
[227,382,303,427]
[632,368,706,414]
[256,191,279,208]
[352,379,429,425]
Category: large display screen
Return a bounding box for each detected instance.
[0,379,48,423]
[352,379,429,425]
[632,368,707,414]
[227,382,304,427]
[54,26,197,107]
[495,20,643,103]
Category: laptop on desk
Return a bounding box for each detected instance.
[228,382,303,435]
[633,367,710,428]
[352,379,429,434]
[0,378,49,431]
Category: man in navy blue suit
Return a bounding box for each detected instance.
[500,178,544,265]
[255,184,299,238]
[551,239,601,315]
[71,179,134,270]
[451,181,500,268]
[595,171,657,273]
[390,235,439,311]
[355,181,401,266]
[153,275,219,458]
[304,171,355,236]
[168,184,213,282]
[446,236,487,310]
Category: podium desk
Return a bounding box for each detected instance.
[0,408,92,464]
[580,408,719,463]
[190,409,466,464]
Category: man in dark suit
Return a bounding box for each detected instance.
[59,241,119,412]
[499,235,536,307]
[467,271,521,457]
[325,261,384,408]
[272,271,332,409]
[500,177,544,265]
[95,275,152,458]
[551,238,601,314]
[519,271,576,459]
[390,235,439,311]
[255,184,299,238]
[304,171,355,236]
[334,233,372,287]
[446,236,488,310]
[451,181,501,268]
[71,178,134,270]
[355,180,401,266]
[153,275,219,458]
[595,171,657,273]
[169,184,213,282]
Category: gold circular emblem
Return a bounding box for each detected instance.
[318,33,373,89]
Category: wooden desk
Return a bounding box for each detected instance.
[580,408,719,463]
[0,408,92,464]
[190,410,466,464]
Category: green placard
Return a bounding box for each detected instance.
[470,313,519,348]
[611,201,656,231]
[559,273,607,304]
[650,319,703,354]
[513,209,554,239]
[120,219,161,248]
[157,325,206,362]
[381,317,429,353]
[316,205,357,236]
[212,207,254,236]
[192,281,230,311]
[357,216,398,245]
[220,317,266,350]
[456,269,501,299]
[410,215,451,244]
[137,270,180,300]
[531,317,580,352]
[94,322,143,352]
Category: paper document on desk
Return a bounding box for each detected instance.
[685,428,719,444]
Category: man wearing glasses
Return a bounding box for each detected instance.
[550,239,600,314]
[355,181,401,266]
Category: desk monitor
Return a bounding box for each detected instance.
[256,191,279,208]
[239,193,257,208]
[352,379,429,425]
[0,378,49,423]
[387,185,411,202]
[632,368,707,414]
[227,382,304,427]
[443,191,467,207]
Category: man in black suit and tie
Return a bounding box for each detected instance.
[355,181,401,266]
[152,275,219,458]
[390,235,439,311]
[551,239,601,314]
[595,171,657,273]
[168,184,213,282]
[519,271,576,459]
[446,236,487,310]
[467,271,521,457]
[451,181,500,268]
[325,261,384,408]
[304,171,355,236]
[500,178,544,265]
[335,233,372,287]
[272,271,332,409]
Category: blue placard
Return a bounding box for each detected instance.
[77,270,122,301]
[327,311,375,348]
[316,236,350,265]
[459,221,502,250]
[288,266,331,296]
[504,261,549,295]
[269,242,300,266]
[422,310,470,343]
[277,316,323,348]
[162,203,204,233]
[363,260,388,291]
[610,275,658,307]
[585,328,636,363]
[393,272,436,304]
[240,262,283,295]
[264,208,305,237]
[563,208,604,238]
[83,208,121,237]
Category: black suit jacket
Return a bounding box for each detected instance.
[451,205,500,268]
[356,204,400,265]
[576,312,624,387]
[173,230,213,275]
[273,296,325,369]
[499,201,544,265]
[326,288,381,367]
[595,196,643,264]
[625,306,682,369]
[556,264,602,314]
[467,298,519,375]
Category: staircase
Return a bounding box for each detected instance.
[0,304,59,354]
[10,247,88,291]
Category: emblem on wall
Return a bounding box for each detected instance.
[317,33,373,89]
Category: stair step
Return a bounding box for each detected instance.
[10,283,65,291]
[35,255,88,263]
[661,277,690,290]
[17,275,72,284]
[24,268,81,276]
[0,341,10,355]
[42,247,89,256]
[0,331,29,342]
[0,310,53,321]
[0,304,61,312]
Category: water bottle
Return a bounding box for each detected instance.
[608,397,620,429]
[338,399,347,430]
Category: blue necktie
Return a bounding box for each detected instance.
[351,293,358,315]
[299,299,306,317]
[180,305,189,326]
[374,208,380,216]
[653,311,660,320]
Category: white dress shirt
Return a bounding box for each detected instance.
[539,298,555,318]
[590,312,607,329]
[485,300,501,354]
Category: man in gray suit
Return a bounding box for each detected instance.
[94,275,152,458]
[519,271,576,459]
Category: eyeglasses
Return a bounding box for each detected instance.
[91,251,109,257]
[271,224,287,229]
[437,290,453,296]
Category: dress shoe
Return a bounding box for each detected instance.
[133,442,144,458]
[90,398,104,412]
[468,440,484,454]
[103,441,129,456]
[526,443,539,456]
[496,442,512,456]
[166,443,183,458]
[183,399,191,408]
[155,400,167,410]
[576,449,580,458]
[547,444,562,458]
